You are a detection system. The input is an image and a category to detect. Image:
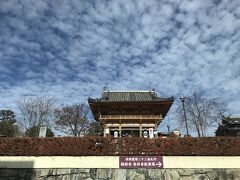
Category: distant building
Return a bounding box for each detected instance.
[88,90,174,137]
[216,116,240,136]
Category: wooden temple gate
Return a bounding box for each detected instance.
[88,90,174,138]
[99,114,163,137]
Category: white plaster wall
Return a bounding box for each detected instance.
[0,156,240,169]
[163,156,240,169]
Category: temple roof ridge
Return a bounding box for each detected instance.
[103,90,155,93]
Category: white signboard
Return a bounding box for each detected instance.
[114,131,118,138]
[149,128,154,139]
[39,126,47,137]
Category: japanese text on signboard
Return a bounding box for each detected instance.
[119,156,163,169]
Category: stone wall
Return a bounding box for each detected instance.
[1,168,240,180]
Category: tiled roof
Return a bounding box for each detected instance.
[89,90,174,102]
[223,117,240,124]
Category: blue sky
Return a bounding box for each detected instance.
[0,0,240,134]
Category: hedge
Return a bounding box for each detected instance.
[0,137,240,156]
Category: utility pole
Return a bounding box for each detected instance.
[180,96,189,136]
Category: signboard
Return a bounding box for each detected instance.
[149,128,154,138]
[114,131,118,138]
[119,156,163,169]
[39,126,47,137]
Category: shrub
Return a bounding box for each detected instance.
[0,137,240,156]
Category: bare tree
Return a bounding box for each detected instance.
[17,96,55,130]
[88,121,103,136]
[54,103,90,137]
[177,93,227,137]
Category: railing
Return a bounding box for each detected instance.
[99,114,162,120]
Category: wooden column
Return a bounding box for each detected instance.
[139,116,142,137]
[140,125,142,137]
[154,126,157,138]
[102,116,108,137]
[108,127,111,137]
[119,125,122,137]
[119,116,122,137]
[103,128,107,137]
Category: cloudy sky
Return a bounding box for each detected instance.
[0,0,240,134]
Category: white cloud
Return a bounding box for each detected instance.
[0,0,240,136]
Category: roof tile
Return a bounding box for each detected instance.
[102,91,156,101]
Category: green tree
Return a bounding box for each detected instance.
[25,125,54,137]
[0,110,19,137]
[0,110,16,122]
